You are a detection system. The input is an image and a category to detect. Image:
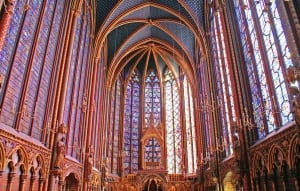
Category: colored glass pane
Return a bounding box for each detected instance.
[183,76,196,173]
[211,12,233,155]
[123,70,140,174]
[63,12,83,124]
[234,0,292,139]
[144,137,161,165]
[165,69,182,174]
[144,70,161,128]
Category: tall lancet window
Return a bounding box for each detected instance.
[108,77,121,174]
[211,11,234,156]
[234,0,292,139]
[144,70,161,128]
[183,75,196,173]
[123,70,140,174]
[0,0,66,139]
[164,69,182,174]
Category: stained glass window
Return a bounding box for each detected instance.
[0,0,26,69]
[0,0,24,126]
[73,9,90,160]
[21,0,56,137]
[211,11,234,156]
[164,69,182,174]
[62,2,91,159]
[123,70,140,174]
[183,76,197,173]
[108,78,121,174]
[144,137,161,169]
[37,0,66,142]
[0,0,66,141]
[144,69,161,128]
[0,0,43,128]
[233,0,292,139]
[63,9,83,124]
[65,8,84,156]
[197,50,213,166]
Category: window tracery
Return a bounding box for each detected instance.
[144,137,161,169]
[108,77,121,174]
[123,70,140,174]
[110,66,195,175]
[0,0,66,141]
[211,10,234,156]
[164,69,182,174]
[144,70,161,128]
[233,0,292,139]
[183,76,196,173]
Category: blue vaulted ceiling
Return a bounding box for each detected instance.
[96,0,205,82]
[96,0,204,32]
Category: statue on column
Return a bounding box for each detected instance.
[101,158,109,185]
[232,134,241,165]
[287,66,300,125]
[289,86,300,125]
[86,153,93,179]
[54,124,67,169]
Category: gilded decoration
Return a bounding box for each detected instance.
[248,125,300,190]
[289,135,300,170]
[0,128,50,179]
[54,123,67,170]
[140,121,164,170]
[0,141,4,170]
[0,0,298,190]
[106,172,198,191]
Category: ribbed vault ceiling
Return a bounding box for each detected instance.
[95,0,205,87]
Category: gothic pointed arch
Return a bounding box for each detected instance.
[289,135,300,169]
[7,146,29,173]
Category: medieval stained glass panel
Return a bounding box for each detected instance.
[183,76,196,173]
[144,70,161,128]
[108,77,121,173]
[234,0,292,139]
[123,70,140,174]
[144,137,161,169]
[165,69,182,174]
[0,0,43,128]
[211,11,234,155]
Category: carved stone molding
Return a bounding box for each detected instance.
[248,124,299,179]
[249,124,297,153]
[60,156,83,184]
[0,128,51,177]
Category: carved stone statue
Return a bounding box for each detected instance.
[289,86,300,125]
[86,154,93,178]
[286,66,300,83]
[286,66,300,125]
[101,158,109,183]
[232,135,241,162]
[54,124,67,169]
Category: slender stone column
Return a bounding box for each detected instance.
[38,178,46,191]
[47,0,83,190]
[58,178,64,191]
[0,0,15,51]
[19,174,28,191]
[6,172,15,191]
